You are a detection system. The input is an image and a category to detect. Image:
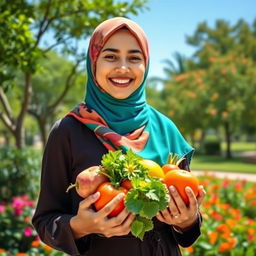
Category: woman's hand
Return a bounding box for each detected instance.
[70,192,135,239]
[156,185,206,230]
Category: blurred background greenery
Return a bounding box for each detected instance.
[0,0,255,255]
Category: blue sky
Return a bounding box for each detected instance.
[129,0,256,79]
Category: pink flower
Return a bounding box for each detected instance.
[12,198,25,216]
[0,204,5,213]
[24,227,33,237]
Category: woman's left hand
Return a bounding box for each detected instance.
[156,185,206,230]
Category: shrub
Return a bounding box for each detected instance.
[204,140,221,155]
[0,147,41,202]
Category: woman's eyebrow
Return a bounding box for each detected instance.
[102,48,143,54]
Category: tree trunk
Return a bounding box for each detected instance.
[15,72,32,148]
[224,122,232,159]
[198,129,206,152]
[190,130,196,147]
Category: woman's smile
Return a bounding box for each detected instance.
[108,77,134,87]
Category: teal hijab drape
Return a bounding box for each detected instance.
[71,17,194,166]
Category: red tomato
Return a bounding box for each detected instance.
[94,182,128,217]
[162,164,180,174]
[120,179,133,190]
[163,169,199,205]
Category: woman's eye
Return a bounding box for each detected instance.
[104,55,116,61]
[129,56,142,62]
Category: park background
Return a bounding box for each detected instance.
[0,0,255,255]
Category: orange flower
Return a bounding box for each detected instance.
[31,240,40,248]
[247,228,255,236]
[225,219,237,228]
[245,191,255,200]
[211,211,222,221]
[229,208,241,220]
[218,242,231,252]
[209,108,217,116]
[184,246,194,253]
[43,244,53,251]
[174,73,188,82]
[219,203,230,210]
[218,237,237,253]
[0,249,5,253]
[16,253,27,256]
[221,69,226,74]
[221,111,229,118]
[208,231,218,244]
[249,200,256,206]
[217,224,230,236]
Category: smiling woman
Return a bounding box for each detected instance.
[32,17,206,256]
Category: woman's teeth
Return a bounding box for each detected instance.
[111,78,130,84]
[109,78,132,87]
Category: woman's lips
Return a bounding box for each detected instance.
[109,78,133,87]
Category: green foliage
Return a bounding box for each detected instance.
[204,139,221,155]
[160,18,256,156]
[0,147,41,201]
[0,1,41,82]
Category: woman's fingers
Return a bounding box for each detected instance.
[97,193,125,218]
[197,185,206,206]
[168,186,186,215]
[108,208,132,226]
[78,192,101,210]
[106,212,136,237]
[185,186,198,210]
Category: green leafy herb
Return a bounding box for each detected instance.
[125,177,169,239]
[100,149,148,187]
[131,216,154,240]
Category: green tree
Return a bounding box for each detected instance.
[0,0,149,148]
[28,51,85,146]
[186,19,256,158]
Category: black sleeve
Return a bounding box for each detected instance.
[32,120,87,256]
[171,212,202,247]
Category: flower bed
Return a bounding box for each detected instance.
[182,173,256,255]
[0,174,255,255]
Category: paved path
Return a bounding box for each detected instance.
[193,170,256,182]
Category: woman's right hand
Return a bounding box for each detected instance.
[70,192,135,239]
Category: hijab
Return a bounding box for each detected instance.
[68,17,194,166]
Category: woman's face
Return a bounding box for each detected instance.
[95,29,146,99]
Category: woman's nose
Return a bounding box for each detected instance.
[115,62,129,73]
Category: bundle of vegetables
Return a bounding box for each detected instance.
[99,150,170,240]
[66,150,199,240]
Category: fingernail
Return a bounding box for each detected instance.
[118,193,125,199]
[93,192,100,198]
[185,186,191,192]
[170,186,175,192]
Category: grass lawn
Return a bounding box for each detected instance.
[191,154,256,174]
[221,141,256,152]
